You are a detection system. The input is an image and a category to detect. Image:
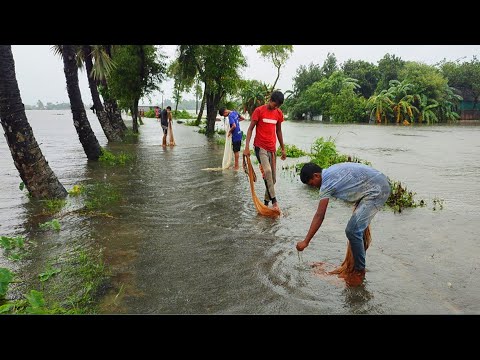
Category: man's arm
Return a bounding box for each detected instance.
[296,198,329,251]
[228,122,236,137]
[276,122,286,160]
[243,120,257,156]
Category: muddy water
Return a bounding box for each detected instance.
[1,111,479,314]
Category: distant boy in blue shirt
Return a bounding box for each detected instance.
[219,107,245,170]
[296,162,391,286]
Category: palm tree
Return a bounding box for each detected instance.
[82,45,122,141]
[417,95,439,124]
[393,95,419,124]
[0,45,67,199]
[239,80,269,117]
[56,45,102,160]
[366,90,394,124]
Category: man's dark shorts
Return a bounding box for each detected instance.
[162,125,168,135]
[232,140,241,152]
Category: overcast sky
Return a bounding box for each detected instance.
[11,45,480,106]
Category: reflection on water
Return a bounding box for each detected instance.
[1,111,480,314]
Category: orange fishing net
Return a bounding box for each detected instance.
[243,155,280,217]
[329,203,371,278]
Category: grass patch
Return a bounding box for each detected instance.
[82,182,121,212]
[0,245,108,314]
[122,129,139,143]
[99,148,133,166]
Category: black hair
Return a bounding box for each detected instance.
[218,107,226,117]
[300,162,323,184]
[270,90,284,105]
[166,106,172,110]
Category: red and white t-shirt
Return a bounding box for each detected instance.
[251,105,284,152]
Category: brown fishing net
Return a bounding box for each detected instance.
[243,155,280,217]
[329,203,371,277]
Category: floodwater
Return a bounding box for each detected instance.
[1,110,479,314]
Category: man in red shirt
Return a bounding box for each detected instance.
[243,91,287,211]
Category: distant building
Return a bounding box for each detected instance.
[458,95,480,120]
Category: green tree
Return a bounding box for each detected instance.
[341,59,379,98]
[321,53,338,79]
[330,87,368,123]
[0,45,67,198]
[36,100,45,110]
[257,45,293,93]
[399,61,448,101]
[376,53,406,92]
[292,62,323,96]
[107,45,167,133]
[291,71,359,121]
[441,56,480,109]
[177,45,246,135]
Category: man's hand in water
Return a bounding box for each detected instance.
[296,240,308,251]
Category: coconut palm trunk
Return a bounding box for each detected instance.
[0,45,67,199]
[82,45,122,142]
[100,81,127,135]
[102,45,128,134]
[62,45,102,160]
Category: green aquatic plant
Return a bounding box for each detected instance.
[68,184,83,196]
[99,149,133,166]
[0,235,28,261]
[276,144,308,158]
[83,182,121,212]
[39,266,61,282]
[41,199,66,214]
[432,197,444,211]
[386,179,426,213]
[39,219,61,232]
[0,268,14,299]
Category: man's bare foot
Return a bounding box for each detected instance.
[233,166,239,171]
[344,269,365,287]
[272,202,280,211]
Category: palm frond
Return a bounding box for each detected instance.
[51,45,63,57]
[91,45,116,81]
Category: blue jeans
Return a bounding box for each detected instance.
[345,174,391,271]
